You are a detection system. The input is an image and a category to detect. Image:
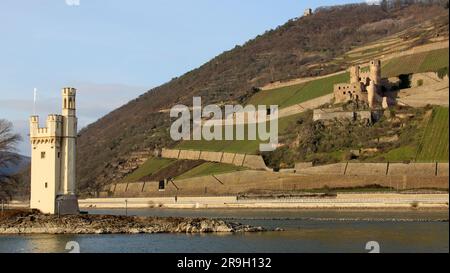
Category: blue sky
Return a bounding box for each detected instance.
[0,0,363,155]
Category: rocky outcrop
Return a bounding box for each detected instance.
[0,211,265,234]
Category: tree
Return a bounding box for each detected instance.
[381,0,389,11]
[0,119,22,201]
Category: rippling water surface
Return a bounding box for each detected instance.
[0,209,448,253]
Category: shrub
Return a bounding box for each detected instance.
[437,67,449,79]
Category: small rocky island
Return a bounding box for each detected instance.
[0,210,266,234]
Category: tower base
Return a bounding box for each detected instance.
[56,195,79,215]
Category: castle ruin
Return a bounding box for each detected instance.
[303,8,313,17]
[333,60,387,109]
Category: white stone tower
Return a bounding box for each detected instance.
[30,87,79,215]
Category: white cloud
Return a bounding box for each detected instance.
[366,0,380,5]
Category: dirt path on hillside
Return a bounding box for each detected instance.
[397,78,449,107]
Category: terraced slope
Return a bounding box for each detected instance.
[382,48,449,77]
[416,107,449,162]
[250,47,448,111]
[121,158,175,183]
[178,46,448,154]
[75,3,449,192]
[176,112,305,154]
[372,107,449,163]
[123,46,449,182]
[176,162,247,180]
[248,72,349,108]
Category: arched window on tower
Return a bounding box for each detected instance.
[64,99,67,109]
[69,98,73,109]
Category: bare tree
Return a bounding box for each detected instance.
[0,119,22,201]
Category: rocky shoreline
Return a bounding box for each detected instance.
[0,210,266,234]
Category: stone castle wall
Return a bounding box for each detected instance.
[295,162,448,177]
[106,163,449,197]
[160,148,267,170]
[313,110,355,121]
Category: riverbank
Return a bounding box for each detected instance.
[77,193,449,209]
[0,210,265,234]
[6,193,448,210]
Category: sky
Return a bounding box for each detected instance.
[0,0,364,156]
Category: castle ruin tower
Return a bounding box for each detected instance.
[369,60,381,85]
[367,60,381,108]
[303,8,313,17]
[350,65,360,83]
[29,87,79,215]
[367,80,376,109]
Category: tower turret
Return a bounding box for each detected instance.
[367,80,376,109]
[369,60,381,85]
[61,87,77,195]
[62,87,76,118]
[29,116,39,137]
[350,65,360,83]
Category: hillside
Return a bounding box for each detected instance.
[0,153,30,200]
[0,153,30,176]
[416,107,449,162]
[76,3,449,193]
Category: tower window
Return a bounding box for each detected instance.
[41,152,46,159]
[158,180,165,191]
[58,152,61,158]
[45,182,48,189]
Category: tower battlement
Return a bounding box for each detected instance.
[29,115,63,139]
[62,87,76,95]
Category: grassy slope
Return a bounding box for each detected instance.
[382,48,449,77]
[177,72,350,154]
[378,146,417,162]
[176,162,247,180]
[375,107,449,163]
[121,158,175,183]
[416,107,449,162]
[248,72,349,108]
[176,112,304,154]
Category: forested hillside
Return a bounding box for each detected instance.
[76,2,449,193]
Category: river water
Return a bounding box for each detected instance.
[0,209,448,253]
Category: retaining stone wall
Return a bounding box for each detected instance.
[109,168,449,197]
[160,148,267,170]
